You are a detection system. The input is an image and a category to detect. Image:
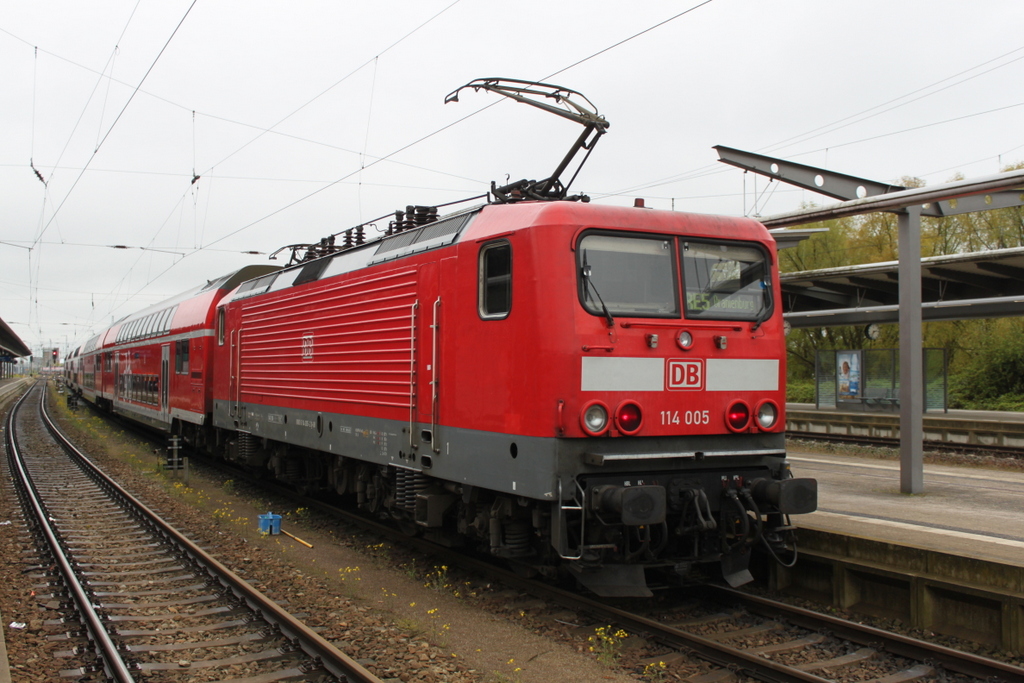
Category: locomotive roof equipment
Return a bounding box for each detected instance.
[445,77,610,203]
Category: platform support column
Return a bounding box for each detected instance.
[898,206,924,494]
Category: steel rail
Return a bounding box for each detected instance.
[474,569,836,683]
[69,392,1023,681]
[469,550,1024,683]
[35,384,382,683]
[787,430,1024,459]
[707,585,1024,682]
[220,471,839,682]
[5,384,137,682]
[229,460,1024,683]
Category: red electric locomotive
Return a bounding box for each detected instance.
[69,80,815,595]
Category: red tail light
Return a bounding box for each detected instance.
[615,401,643,435]
[726,401,751,432]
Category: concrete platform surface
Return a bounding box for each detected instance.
[788,448,1024,567]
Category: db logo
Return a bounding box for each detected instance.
[667,360,703,390]
[301,334,314,361]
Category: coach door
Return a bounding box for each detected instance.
[160,344,170,421]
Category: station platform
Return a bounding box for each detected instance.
[786,445,1024,567]
[788,401,1024,423]
[787,401,1024,450]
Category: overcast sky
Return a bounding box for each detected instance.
[2,0,1022,357]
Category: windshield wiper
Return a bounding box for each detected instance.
[581,250,615,328]
[750,279,772,332]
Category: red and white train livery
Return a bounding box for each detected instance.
[69,199,815,595]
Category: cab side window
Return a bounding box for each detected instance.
[479,241,511,319]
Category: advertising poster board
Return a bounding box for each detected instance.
[837,350,860,400]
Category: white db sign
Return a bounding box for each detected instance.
[667,360,703,390]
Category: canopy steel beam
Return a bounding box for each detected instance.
[718,148,1024,494]
[715,145,908,203]
[784,293,1024,326]
[758,168,1024,228]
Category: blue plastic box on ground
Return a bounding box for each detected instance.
[258,512,281,535]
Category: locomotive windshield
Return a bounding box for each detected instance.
[577,233,772,322]
[682,240,771,321]
[579,234,679,317]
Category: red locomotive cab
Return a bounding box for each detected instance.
[465,202,813,593]
[567,223,787,441]
[444,202,789,448]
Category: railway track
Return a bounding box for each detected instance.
[189,455,1024,682]
[445,556,1024,682]
[50,388,1024,681]
[787,429,1024,458]
[4,382,382,683]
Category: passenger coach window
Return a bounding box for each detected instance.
[577,233,678,318]
[479,241,511,319]
[682,241,771,321]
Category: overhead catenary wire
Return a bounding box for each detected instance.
[198,0,721,252]
[13,3,1020,350]
[199,0,464,176]
[762,44,1024,156]
[32,0,197,249]
[541,0,716,82]
[50,0,726,341]
[53,0,728,340]
[358,56,380,224]
[29,46,47,186]
[604,44,1024,205]
[25,2,143,201]
[2,24,484,190]
[94,44,120,152]
[603,98,1024,207]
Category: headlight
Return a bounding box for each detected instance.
[580,401,609,436]
[676,330,693,350]
[756,401,779,430]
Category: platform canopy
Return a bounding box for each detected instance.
[717,145,1024,496]
[779,246,1024,327]
[0,316,30,358]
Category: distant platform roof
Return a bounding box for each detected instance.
[0,317,31,358]
[781,246,1024,327]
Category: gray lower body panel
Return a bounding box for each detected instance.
[213,400,786,501]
